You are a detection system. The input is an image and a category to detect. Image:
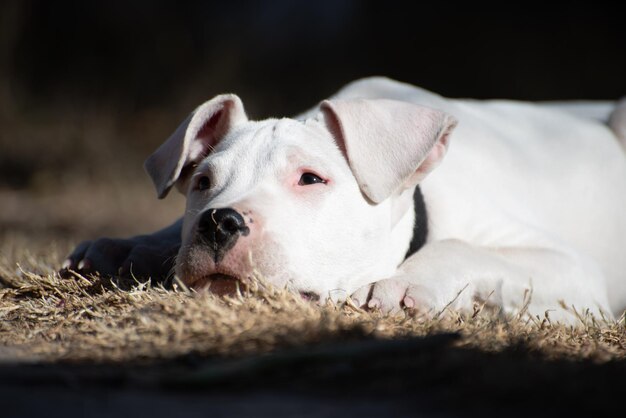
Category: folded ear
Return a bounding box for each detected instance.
[320,98,457,203]
[144,94,247,198]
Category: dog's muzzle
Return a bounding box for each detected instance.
[197,207,250,263]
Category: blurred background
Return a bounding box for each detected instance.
[0,1,624,253]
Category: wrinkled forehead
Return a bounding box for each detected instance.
[193,117,341,204]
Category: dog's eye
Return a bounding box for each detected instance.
[197,176,211,191]
[298,172,326,186]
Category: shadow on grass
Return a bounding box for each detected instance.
[1,332,624,418]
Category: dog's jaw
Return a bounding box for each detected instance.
[191,273,247,296]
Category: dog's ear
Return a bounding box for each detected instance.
[144,94,247,198]
[320,98,457,203]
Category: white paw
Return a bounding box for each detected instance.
[350,276,474,316]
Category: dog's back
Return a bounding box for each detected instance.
[332,77,626,314]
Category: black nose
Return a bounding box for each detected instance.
[197,208,249,262]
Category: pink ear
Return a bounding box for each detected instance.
[144,94,247,198]
[321,98,457,203]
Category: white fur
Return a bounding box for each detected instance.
[146,77,626,324]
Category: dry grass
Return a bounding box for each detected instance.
[1,244,625,366]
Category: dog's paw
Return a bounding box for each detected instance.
[60,236,179,283]
[350,277,440,315]
[350,275,476,316]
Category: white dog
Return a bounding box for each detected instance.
[63,77,626,323]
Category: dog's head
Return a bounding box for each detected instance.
[145,94,456,299]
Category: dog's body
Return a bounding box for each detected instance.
[64,77,626,323]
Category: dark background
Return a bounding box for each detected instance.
[1,1,625,237]
[3,2,625,115]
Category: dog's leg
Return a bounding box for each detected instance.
[351,239,612,323]
[60,218,183,283]
[540,98,626,148]
[609,98,626,147]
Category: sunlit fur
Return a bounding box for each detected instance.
[176,117,412,298]
[151,77,626,323]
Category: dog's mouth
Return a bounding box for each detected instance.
[192,273,248,296]
[187,272,321,302]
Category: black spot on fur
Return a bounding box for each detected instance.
[404,186,428,259]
